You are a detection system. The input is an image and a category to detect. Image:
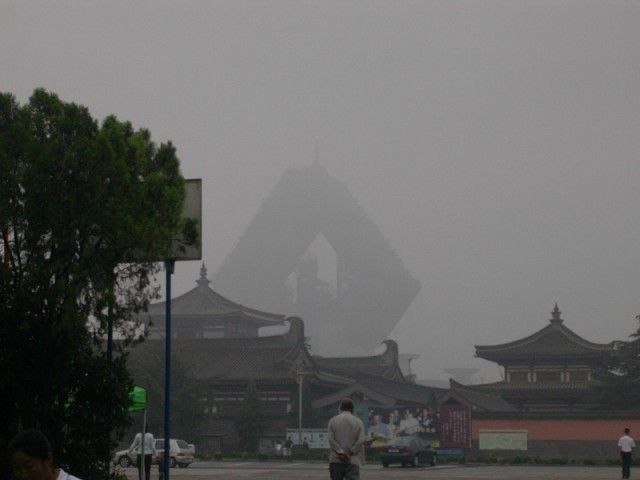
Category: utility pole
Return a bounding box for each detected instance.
[297,365,304,444]
[163,259,175,480]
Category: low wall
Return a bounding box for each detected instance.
[468,418,634,460]
[466,440,619,461]
[472,418,636,441]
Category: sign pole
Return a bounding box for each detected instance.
[163,260,174,480]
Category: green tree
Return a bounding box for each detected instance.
[0,89,193,479]
[234,381,264,453]
[129,349,205,442]
[596,315,640,409]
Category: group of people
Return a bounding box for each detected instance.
[273,437,293,457]
[367,407,437,440]
[3,420,638,480]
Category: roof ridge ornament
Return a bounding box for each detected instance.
[196,263,211,287]
[550,303,562,324]
[381,339,399,363]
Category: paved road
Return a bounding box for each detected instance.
[123,462,624,479]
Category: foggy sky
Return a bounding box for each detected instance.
[2,0,640,382]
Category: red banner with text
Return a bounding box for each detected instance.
[439,405,471,448]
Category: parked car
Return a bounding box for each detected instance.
[156,438,195,468]
[112,438,195,468]
[379,436,437,468]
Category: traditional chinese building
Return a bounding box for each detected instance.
[443,305,638,460]
[127,268,441,453]
[471,304,614,412]
[142,264,286,339]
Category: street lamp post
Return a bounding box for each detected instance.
[297,366,304,444]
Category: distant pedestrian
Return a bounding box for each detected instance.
[283,437,293,460]
[328,397,365,480]
[618,427,636,479]
[8,429,83,480]
[302,438,310,455]
[129,425,156,480]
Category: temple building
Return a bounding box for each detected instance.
[470,304,614,412]
[143,264,286,339]
[127,267,441,453]
[443,305,634,460]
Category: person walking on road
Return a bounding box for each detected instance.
[328,397,365,480]
[618,427,636,479]
[129,425,156,480]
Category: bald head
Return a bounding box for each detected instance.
[340,398,354,412]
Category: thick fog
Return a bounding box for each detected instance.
[2,1,639,383]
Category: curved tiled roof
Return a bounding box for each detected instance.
[143,264,286,326]
[443,380,516,412]
[128,317,309,381]
[475,305,613,363]
[312,376,445,409]
[312,340,406,382]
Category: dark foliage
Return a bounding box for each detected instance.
[595,315,640,409]
[129,351,205,441]
[0,89,190,479]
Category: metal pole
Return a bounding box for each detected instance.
[141,409,147,480]
[163,260,174,480]
[298,367,303,444]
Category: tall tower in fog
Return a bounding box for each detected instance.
[214,164,420,355]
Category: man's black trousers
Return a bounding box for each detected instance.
[137,454,153,480]
[621,451,632,478]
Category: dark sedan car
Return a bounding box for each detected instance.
[379,436,437,468]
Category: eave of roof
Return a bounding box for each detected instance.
[475,319,613,363]
[442,380,516,412]
[143,266,286,325]
[127,317,308,381]
[313,340,406,382]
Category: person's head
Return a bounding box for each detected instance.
[8,430,56,480]
[339,398,354,412]
[625,428,631,435]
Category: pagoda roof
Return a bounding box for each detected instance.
[312,376,445,409]
[439,380,516,412]
[475,304,614,363]
[128,316,310,382]
[144,264,286,327]
[313,340,406,382]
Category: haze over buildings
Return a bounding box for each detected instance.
[2,1,639,382]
